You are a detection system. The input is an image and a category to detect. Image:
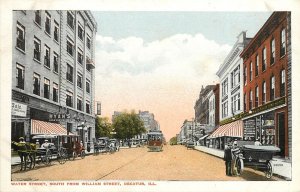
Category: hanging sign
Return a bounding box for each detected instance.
[11,101,27,117]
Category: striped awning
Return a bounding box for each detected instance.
[31,119,74,136]
[208,120,243,139]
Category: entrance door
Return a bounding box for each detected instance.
[11,122,25,142]
[277,113,285,157]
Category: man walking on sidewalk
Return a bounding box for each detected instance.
[223,142,233,176]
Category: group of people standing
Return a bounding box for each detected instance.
[223,139,240,176]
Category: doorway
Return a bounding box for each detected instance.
[277,113,285,157]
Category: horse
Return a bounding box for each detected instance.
[12,141,37,171]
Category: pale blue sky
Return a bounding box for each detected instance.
[92,11,272,45]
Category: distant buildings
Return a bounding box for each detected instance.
[12,10,97,149]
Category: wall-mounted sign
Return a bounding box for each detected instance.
[49,113,71,121]
[11,101,27,117]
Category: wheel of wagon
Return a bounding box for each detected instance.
[265,161,273,179]
[57,150,67,164]
[235,158,244,176]
[80,150,85,159]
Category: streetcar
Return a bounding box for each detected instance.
[147,131,164,152]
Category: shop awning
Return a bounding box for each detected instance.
[31,119,75,136]
[207,120,243,139]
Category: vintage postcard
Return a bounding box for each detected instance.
[1,0,300,192]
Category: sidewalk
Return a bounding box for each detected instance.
[194,145,292,180]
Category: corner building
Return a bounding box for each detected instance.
[240,12,291,158]
[12,10,97,150]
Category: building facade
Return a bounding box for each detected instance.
[240,12,291,158]
[208,32,251,150]
[194,85,215,124]
[12,10,97,150]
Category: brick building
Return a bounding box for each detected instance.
[240,12,291,158]
[12,10,97,150]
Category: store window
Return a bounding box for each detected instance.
[34,36,41,61]
[280,28,286,57]
[16,64,25,90]
[33,73,40,95]
[16,22,25,51]
[280,69,286,97]
[270,38,275,65]
[44,78,50,99]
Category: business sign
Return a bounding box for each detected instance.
[11,101,27,117]
[49,113,71,121]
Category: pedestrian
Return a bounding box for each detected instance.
[223,142,232,176]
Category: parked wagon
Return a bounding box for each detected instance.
[233,145,280,178]
[62,135,85,160]
[32,134,68,165]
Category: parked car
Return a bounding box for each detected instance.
[186,140,195,150]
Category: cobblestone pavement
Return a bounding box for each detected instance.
[11,145,283,181]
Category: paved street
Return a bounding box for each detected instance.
[11,145,283,181]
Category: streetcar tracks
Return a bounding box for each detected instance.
[96,150,149,180]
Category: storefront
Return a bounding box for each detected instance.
[208,120,243,149]
[243,107,287,157]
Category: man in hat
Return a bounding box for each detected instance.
[35,139,40,149]
[19,137,25,144]
[223,142,233,176]
[254,138,262,146]
[41,139,49,149]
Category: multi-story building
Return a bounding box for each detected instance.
[194,85,215,124]
[12,10,97,150]
[208,32,251,149]
[240,12,291,158]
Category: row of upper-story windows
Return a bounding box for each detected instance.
[67,11,92,50]
[221,65,241,99]
[66,90,91,114]
[244,69,286,111]
[15,64,91,114]
[33,11,60,43]
[66,64,91,94]
[244,28,286,86]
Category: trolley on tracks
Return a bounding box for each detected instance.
[233,145,280,179]
[147,131,164,152]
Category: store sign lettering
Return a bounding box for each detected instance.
[11,101,27,117]
[49,113,71,121]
